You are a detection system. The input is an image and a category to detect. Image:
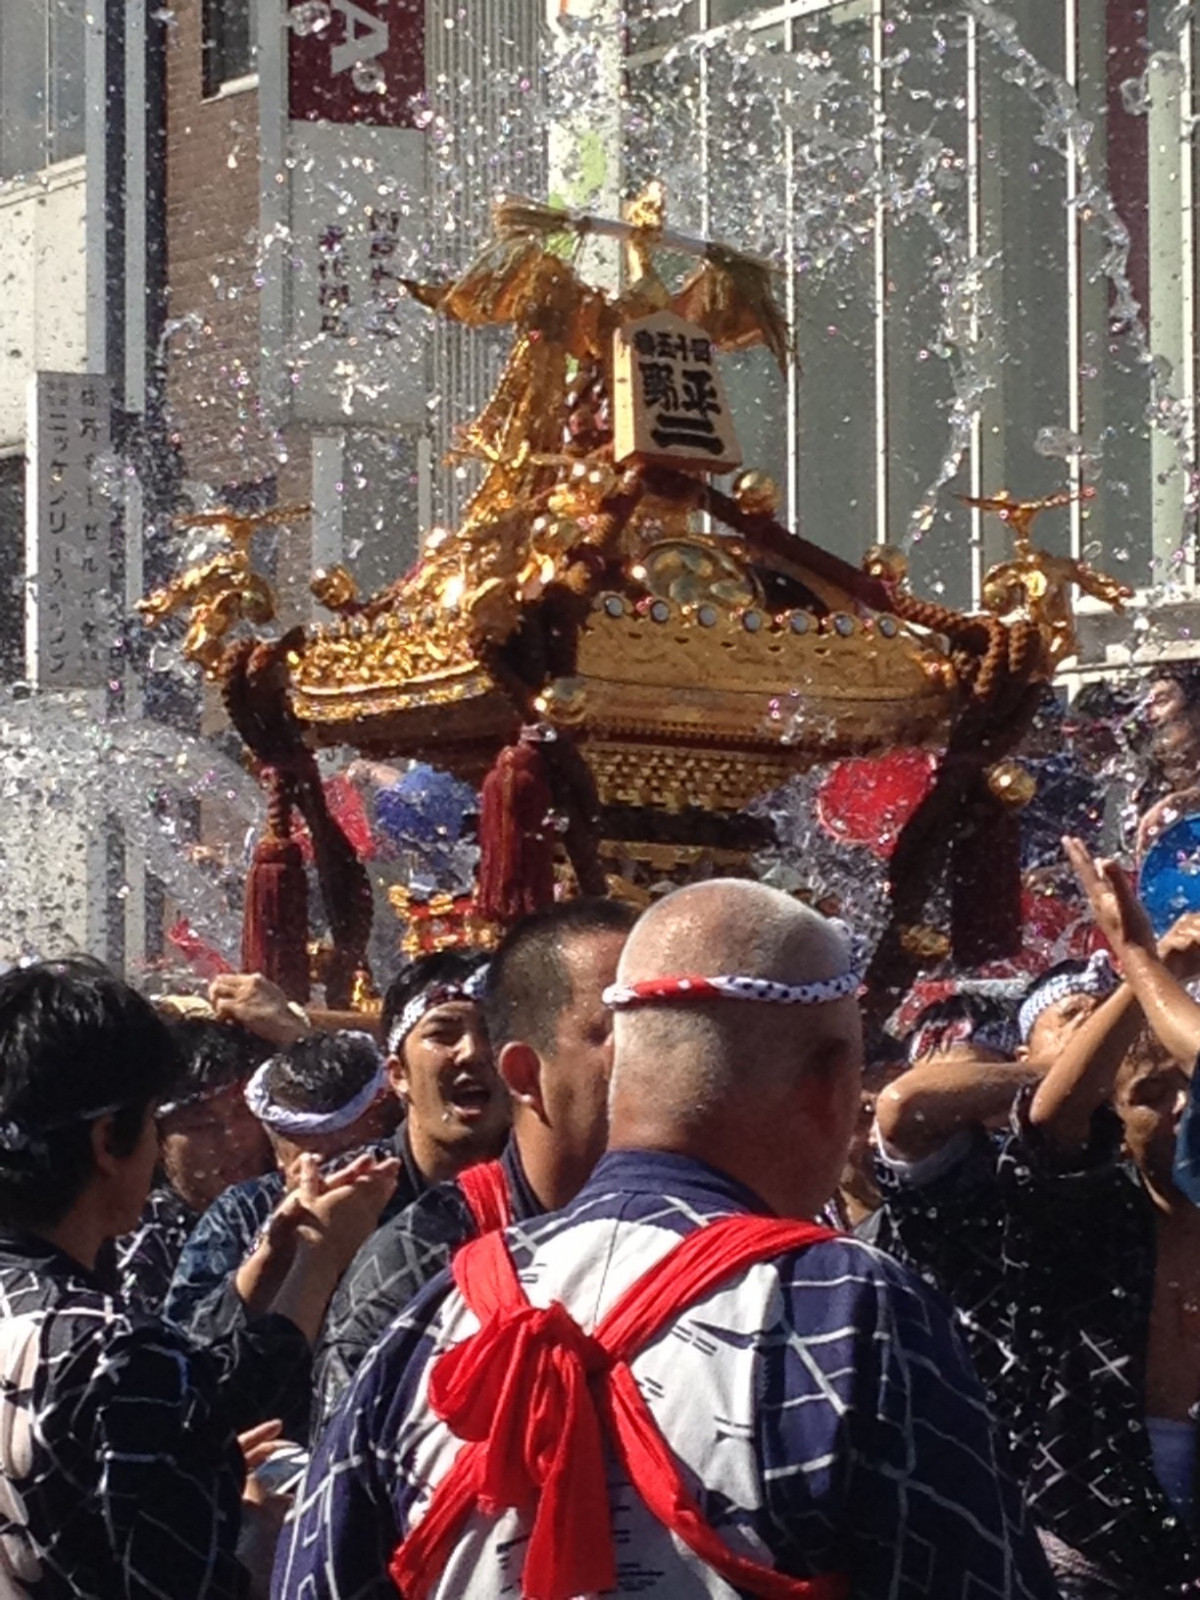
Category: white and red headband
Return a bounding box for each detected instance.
[602,971,860,1011]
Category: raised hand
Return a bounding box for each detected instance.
[292,1157,401,1275]
[1062,835,1156,961]
[1158,912,1200,982]
[208,971,311,1045]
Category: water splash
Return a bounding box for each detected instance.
[0,691,262,966]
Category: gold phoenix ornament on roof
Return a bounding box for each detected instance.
[962,487,1132,668]
[138,504,310,675]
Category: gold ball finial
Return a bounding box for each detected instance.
[310,566,359,613]
[731,470,781,519]
[863,544,909,587]
[986,759,1038,810]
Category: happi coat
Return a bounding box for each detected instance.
[273,1148,1056,1600]
[0,1229,308,1598]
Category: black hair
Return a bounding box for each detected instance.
[905,990,1018,1063]
[483,898,638,1055]
[1069,681,1129,723]
[380,948,489,1055]
[265,1030,384,1114]
[159,1018,272,1117]
[0,958,182,1229]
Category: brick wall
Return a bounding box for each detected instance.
[164,0,312,596]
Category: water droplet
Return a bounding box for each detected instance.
[288,0,332,37]
[352,60,387,95]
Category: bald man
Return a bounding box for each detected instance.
[275,882,1055,1600]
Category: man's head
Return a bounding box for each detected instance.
[906,992,1019,1066]
[607,879,863,1218]
[157,1019,274,1212]
[1114,1031,1190,1196]
[1018,954,1118,1060]
[0,959,181,1243]
[247,1030,401,1180]
[482,898,638,1207]
[1145,664,1200,730]
[381,950,508,1173]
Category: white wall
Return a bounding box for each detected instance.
[0,157,88,451]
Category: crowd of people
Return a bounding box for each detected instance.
[6,676,1200,1594]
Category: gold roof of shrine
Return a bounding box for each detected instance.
[282,191,962,812]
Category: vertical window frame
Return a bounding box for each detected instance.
[201,0,256,100]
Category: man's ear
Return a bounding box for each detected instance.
[386,1052,410,1103]
[90,1114,123,1178]
[499,1041,547,1120]
[796,1034,861,1122]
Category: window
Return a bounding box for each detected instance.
[0,0,86,181]
[202,0,255,97]
[0,457,24,683]
[622,0,1181,614]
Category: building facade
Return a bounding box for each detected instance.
[617,0,1199,686]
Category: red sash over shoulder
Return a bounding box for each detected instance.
[455,1160,513,1236]
[390,1213,849,1600]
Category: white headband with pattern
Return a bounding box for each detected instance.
[602,971,860,1010]
[1018,950,1117,1044]
[244,1034,387,1136]
[385,966,489,1058]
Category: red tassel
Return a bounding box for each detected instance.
[242,777,311,1002]
[477,737,557,926]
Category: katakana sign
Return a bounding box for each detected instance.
[612,310,741,472]
[25,372,116,689]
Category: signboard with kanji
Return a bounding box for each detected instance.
[25,372,116,689]
[287,121,426,425]
[259,1,428,428]
[612,310,742,472]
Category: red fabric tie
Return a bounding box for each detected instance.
[455,1160,513,1236]
[390,1216,849,1600]
[427,1296,612,1599]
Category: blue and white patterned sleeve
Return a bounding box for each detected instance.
[761,1238,1057,1599]
[165,1177,280,1336]
[272,1275,453,1600]
[71,1324,250,1599]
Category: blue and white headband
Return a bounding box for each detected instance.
[1018,951,1117,1044]
[386,966,489,1058]
[244,1033,387,1137]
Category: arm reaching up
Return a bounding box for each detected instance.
[236,1152,400,1346]
[1030,839,1200,1152]
[875,1054,1043,1165]
[1062,837,1200,1073]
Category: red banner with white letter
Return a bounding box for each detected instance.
[288,0,425,127]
